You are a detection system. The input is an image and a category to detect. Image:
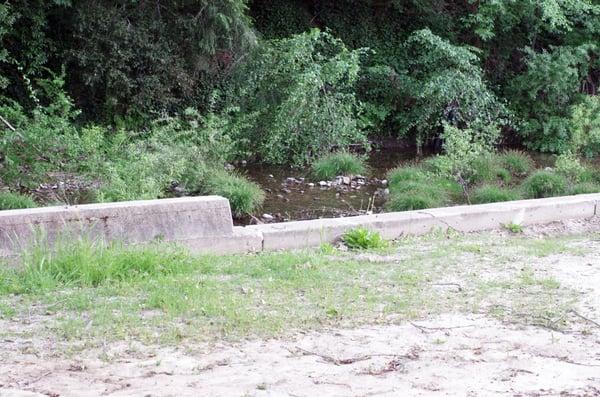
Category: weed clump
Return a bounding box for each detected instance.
[500,150,534,176]
[312,152,367,180]
[570,182,600,195]
[521,171,567,198]
[205,170,265,217]
[342,227,387,250]
[471,185,520,204]
[0,192,38,210]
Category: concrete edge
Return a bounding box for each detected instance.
[244,193,600,252]
[1,194,599,257]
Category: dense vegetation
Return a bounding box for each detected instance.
[1,1,600,215]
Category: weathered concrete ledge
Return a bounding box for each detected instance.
[246,193,600,251]
[1,193,599,258]
[0,196,233,258]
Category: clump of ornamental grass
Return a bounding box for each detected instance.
[312,152,367,180]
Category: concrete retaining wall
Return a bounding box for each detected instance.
[0,196,233,257]
[248,194,599,251]
[0,193,598,258]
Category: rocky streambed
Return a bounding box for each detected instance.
[239,148,415,225]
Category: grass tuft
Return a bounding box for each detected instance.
[0,192,38,210]
[500,150,535,176]
[312,152,367,180]
[521,170,567,199]
[471,185,521,204]
[205,170,265,217]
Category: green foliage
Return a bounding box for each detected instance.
[342,227,387,250]
[228,29,367,166]
[6,240,192,292]
[397,29,508,147]
[471,185,520,204]
[570,95,600,158]
[554,151,586,183]
[387,173,453,211]
[0,192,37,210]
[510,45,599,153]
[521,171,567,199]
[204,170,265,217]
[570,182,600,195]
[0,73,89,189]
[504,222,523,234]
[312,152,366,180]
[500,150,535,176]
[431,124,501,186]
[387,166,427,186]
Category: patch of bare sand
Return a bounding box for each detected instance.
[2,219,600,397]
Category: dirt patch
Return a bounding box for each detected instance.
[1,220,600,396]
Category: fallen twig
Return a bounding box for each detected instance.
[570,309,600,329]
[409,321,475,334]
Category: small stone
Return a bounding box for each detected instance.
[224,163,235,171]
[268,174,274,178]
[342,176,351,185]
[262,213,274,221]
[241,160,247,166]
[383,188,390,196]
[286,177,296,183]
[381,179,388,186]
[318,181,328,187]
[281,188,292,194]
[308,183,315,188]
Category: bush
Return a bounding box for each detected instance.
[312,152,366,180]
[554,152,586,183]
[342,227,387,250]
[228,29,367,166]
[521,171,567,199]
[471,185,520,204]
[0,192,37,210]
[500,150,534,176]
[570,95,600,158]
[204,170,265,217]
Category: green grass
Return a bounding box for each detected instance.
[500,150,535,176]
[0,231,587,346]
[312,152,367,180]
[570,182,600,194]
[521,170,567,199]
[471,185,521,204]
[205,170,265,217]
[0,192,38,210]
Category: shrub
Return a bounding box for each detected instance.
[500,150,534,176]
[204,170,265,217]
[312,152,366,180]
[228,29,367,166]
[0,192,37,210]
[521,171,567,199]
[554,151,586,183]
[569,92,600,158]
[471,185,520,204]
[342,227,387,250]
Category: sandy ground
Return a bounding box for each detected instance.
[1,220,600,397]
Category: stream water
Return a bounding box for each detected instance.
[239,147,418,224]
